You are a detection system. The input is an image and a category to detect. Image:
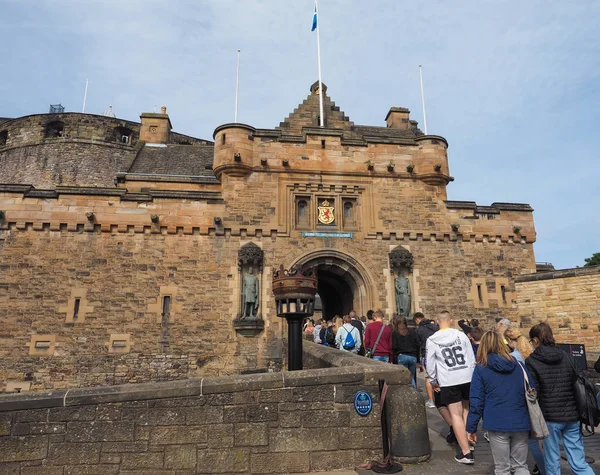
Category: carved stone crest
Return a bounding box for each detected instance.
[317,200,335,225]
[389,246,414,272]
[238,242,264,272]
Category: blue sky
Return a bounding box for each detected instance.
[1,0,598,269]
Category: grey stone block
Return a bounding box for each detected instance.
[196,448,250,473]
[250,452,310,474]
[0,435,48,462]
[150,425,207,445]
[246,404,277,422]
[65,421,134,442]
[270,428,339,452]
[120,451,164,470]
[234,423,268,446]
[47,442,101,465]
[49,405,96,421]
[388,383,431,462]
[165,444,197,469]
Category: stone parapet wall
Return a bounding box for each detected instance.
[0,343,426,474]
[515,265,600,354]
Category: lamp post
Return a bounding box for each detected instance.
[272,265,318,371]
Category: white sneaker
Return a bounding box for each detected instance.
[425,400,436,408]
[484,431,490,443]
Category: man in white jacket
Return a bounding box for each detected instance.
[335,315,362,354]
[426,311,475,465]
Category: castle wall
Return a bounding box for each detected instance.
[515,266,600,354]
[0,183,535,391]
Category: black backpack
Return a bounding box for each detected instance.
[568,357,600,436]
[325,327,335,346]
[319,326,335,346]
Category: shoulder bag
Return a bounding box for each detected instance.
[365,325,386,359]
[518,363,549,440]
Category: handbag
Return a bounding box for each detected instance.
[518,363,549,440]
[365,325,386,359]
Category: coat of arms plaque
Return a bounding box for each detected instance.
[318,200,335,225]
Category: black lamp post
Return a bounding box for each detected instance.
[272,265,318,371]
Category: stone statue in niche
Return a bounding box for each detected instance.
[389,246,414,317]
[241,267,259,319]
[394,271,411,317]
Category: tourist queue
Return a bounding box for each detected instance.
[304,311,599,474]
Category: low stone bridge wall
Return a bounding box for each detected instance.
[0,341,429,474]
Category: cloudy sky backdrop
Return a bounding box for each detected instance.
[1,0,598,269]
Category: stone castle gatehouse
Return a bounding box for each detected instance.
[0,82,539,391]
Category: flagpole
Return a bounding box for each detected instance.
[315,0,324,127]
[82,78,89,113]
[234,49,241,123]
[419,65,428,135]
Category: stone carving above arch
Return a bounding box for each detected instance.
[389,246,414,272]
[238,242,264,272]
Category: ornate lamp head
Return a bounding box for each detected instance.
[272,265,318,317]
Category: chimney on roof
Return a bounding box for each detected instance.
[140,105,172,144]
[385,107,411,129]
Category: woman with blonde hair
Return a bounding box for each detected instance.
[466,331,533,475]
[505,327,533,364]
[505,327,546,475]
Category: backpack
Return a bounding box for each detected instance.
[342,325,356,351]
[326,327,335,346]
[320,326,335,346]
[568,357,600,436]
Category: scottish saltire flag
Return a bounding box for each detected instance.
[311,4,317,31]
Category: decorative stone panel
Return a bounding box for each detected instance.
[28,335,56,357]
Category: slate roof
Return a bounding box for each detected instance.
[127,144,215,177]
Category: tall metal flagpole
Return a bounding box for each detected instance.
[419,65,428,135]
[82,78,89,113]
[315,0,324,127]
[234,49,241,123]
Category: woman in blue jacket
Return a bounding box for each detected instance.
[466,331,533,475]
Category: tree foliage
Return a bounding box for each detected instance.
[584,252,600,267]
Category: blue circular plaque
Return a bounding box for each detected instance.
[354,391,373,416]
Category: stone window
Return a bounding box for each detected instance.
[162,295,171,315]
[221,133,226,145]
[28,334,56,356]
[0,130,7,146]
[342,198,358,230]
[60,288,93,324]
[296,197,310,229]
[115,126,133,144]
[45,121,64,138]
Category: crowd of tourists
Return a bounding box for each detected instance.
[304,310,600,474]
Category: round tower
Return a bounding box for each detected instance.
[212,123,256,180]
[414,135,451,187]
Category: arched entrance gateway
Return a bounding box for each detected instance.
[290,250,375,320]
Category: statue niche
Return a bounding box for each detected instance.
[389,246,414,317]
[237,243,264,320]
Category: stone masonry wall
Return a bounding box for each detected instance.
[0,345,418,474]
[515,266,600,354]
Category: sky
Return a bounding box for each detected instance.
[1,0,598,269]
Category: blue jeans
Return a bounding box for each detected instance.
[528,438,546,475]
[396,354,417,388]
[373,356,389,363]
[542,421,594,475]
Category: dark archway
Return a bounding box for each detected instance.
[317,268,353,319]
[289,249,375,321]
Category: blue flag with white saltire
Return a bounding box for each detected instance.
[311,4,317,31]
